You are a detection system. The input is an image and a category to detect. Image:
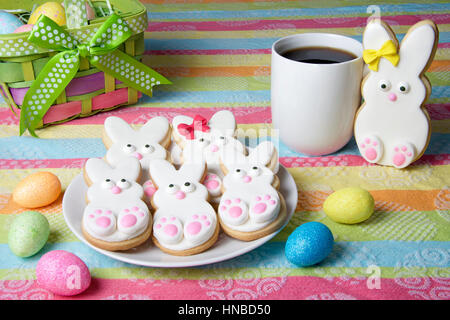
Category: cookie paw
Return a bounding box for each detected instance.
[117,206,149,235]
[249,194,280,223]
[358,135,383,163]
[184,214,215,245]
[392,143,415,168]
[85,207,116,237]
[219,198,249,226]
[154,215,183,245]
[203,173,222,198]
[143,180,157,198]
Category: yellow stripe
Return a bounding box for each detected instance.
[0,168,80,192]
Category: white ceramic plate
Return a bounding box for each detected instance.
[63,165,297,268]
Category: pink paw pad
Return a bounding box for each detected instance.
[184,214,215,245]
[359,136,383,163]
[117,206,149,235]
[154,215,183,245]
[143,180,157,198]
[392,143,415,168]
[249,194,280,223]
[219,197,249,226]
[203,173,222,197]
[85,207,116,237]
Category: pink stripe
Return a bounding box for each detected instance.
[1,104,449,126]
[0,154,449,170]
[148,14,450,32]
[60,106,273,125]
[146,49,272,55]
[280,154,450,168]
[0,276,447,300]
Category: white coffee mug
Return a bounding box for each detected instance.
[271,33,364,156]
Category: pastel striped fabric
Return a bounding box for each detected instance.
[0,0,449,300]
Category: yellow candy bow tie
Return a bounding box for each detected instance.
[363,40,400,71]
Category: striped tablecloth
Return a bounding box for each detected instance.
[0,0,449,300]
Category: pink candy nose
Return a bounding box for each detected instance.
[243,176,252,183]
[133,152,143,160]
[175,191,186,199]
[388,93,397,102]
[111,186,122,194]
[210,144,219,152]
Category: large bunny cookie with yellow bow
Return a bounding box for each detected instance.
[354,19,438,168]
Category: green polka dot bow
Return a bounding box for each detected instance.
[20,13,171,137]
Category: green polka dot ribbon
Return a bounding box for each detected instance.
[64,0,88,28]
[20,14,171,137]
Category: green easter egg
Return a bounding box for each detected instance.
[323,187,374,224]
[8,211,50,257]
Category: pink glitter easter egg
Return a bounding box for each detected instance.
[36,250,91,296]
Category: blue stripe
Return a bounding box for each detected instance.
[145,33,450,51]
[147,4,450,20]
[0,241,448,269]
[0,133,448,160]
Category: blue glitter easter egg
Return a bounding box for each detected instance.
[0,11,23,34]
[285,222,334,267]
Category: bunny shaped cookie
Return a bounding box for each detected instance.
[172,110,245,203]
[354,20,438,168]
[103,116,171,184]
[149,159,219,255]
[82,157,151,251]
[218,141,286,241]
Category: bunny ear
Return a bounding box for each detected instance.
[220,143,247,170]
[149,159,177,187]
[209,110,236,136]
[398,20,438,76]
[247,141,276,167]
[114,157,141,182]
[172,115,194,142]
[85,158,113,183]
[363,19,398,51]
[140,116,170,143]
[104,116,135,143]
[178,161,206,182]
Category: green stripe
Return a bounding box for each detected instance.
[1,266,448,280]
[275,210,450,242]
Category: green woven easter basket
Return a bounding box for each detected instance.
[0,0,170,136]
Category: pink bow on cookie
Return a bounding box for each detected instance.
[177,115,210,140]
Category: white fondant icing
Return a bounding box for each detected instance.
[104,116,169,182]
[82,158,151,242]
[149,159,217,251]
[219,141,280,232]
[355,20,437,168]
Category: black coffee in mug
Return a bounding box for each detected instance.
[281,46,357,64]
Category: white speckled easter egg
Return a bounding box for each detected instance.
[12,171,61,208]
[8,211,50,257]
[28,2,66,26]
[0,11,24,34]
[36,250,91,296]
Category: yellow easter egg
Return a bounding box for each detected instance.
[28,2,66,26]
[323,187,374,224]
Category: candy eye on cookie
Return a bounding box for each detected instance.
[233,168,246,179]
[249,166,261,177]
[378,79,391,92]
[181,182,196,193]
[166,183,180,194]
[397,82,410,94]
[102,179,115,189]
[142,144,155,154]
[117,179,131,189]
[123,144,136,153]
